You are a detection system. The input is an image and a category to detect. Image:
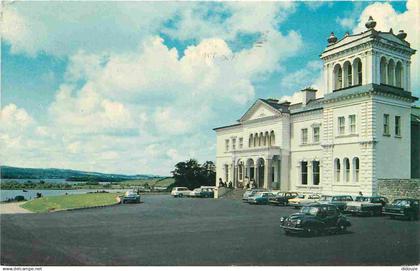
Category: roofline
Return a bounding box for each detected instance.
[213,123,241,131]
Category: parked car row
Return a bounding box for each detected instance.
[242,189,420,220]
[171,186,215,198]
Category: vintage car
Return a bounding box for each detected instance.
[345,196,388,216]
[242,189,265,201]
[268,192,299,206]
[121,191,141,204]
[288,194,321,208]
[189,187,214,198]
[171,187,192,197]
[280,204,351,236]
[247,192,275,205]
[382,198,419,221]
[317,195,354,211]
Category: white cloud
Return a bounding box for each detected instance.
[0,104,34,132]
[1,2,305,175]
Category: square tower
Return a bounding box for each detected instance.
[321,16,416,95]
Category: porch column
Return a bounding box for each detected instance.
[280,153,290,191]
[264,158,272,190]
[254,166,258,187]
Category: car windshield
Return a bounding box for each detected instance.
[255,192,263,196]
[297,195,305,199]
[277,192,285,196]
[300,206,319,216]
[393,200,410,207]
[321,196,332,201]
[355,197,370,202]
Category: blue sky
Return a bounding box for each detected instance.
[1,1,418,175]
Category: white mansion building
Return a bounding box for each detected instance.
[214,17,418,196]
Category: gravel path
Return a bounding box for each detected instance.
[0,202,32,214]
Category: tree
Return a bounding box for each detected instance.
[171,159,216,190]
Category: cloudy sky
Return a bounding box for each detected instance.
[1,0,419,175]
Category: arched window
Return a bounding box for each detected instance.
[334,64,343,90]
[343,61,352,87]
[334,158,341,182]
[270,131,275,146]
[249,134,253,148]
[344,158,350,182]
[395,61,403,88]
[264,132,269,146]
[380,57,387,84]
[254,133,258,147]
[259,132,263,146]
[353,58,362,85]
[388,59,395,86]
[353,157,359,182]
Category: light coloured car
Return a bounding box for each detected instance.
[171,187,192,198]
[189,188,202,197]
[247,192,275,205]
[288,194,321,208]
[242,189,265,201]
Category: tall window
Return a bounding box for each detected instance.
[249,135,253,147]
[224,164,229,183]
[334,64,343,90]
[396,61,403,88]
[301,128,308,145]
[353,157,359,182]
[313,127,320,143]
[344,61,352,87]
[313,161,320,185]
[232,138,236,150]
[383,114,390,135]
[344,158,350,182]
[395,116,401,136]
[335,159,341,182]
[254,133,258,147]
[270,131,275,146]
[338,117,345,135]
[380,57,387,84]
[225,139,229,151]
[239,138,243,149]
[355,58,362,85]
[349,115,356,134]
[301,161,308,185]
[238,163,243,180]
[388,59,395,86]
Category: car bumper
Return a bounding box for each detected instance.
[382,211,405,216]
[280,225,305,232]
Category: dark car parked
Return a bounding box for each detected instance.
[345,196,388,216]
[269,192,298,206]
[280,204,351,236]
[317,195,353,211]
[121,191,141,204]
[383,198,419,221]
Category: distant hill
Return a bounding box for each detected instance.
[0,166,163,182]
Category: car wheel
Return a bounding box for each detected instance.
[178,193,183,198]
[369,210,375,217]
[338,224,347,233]
[306,227,319,236]
[284,230,291,235]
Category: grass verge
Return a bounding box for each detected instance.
[21,192,121,213]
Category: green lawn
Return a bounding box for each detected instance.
[21,192,121,213]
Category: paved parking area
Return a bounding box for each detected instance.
[1,195,419,266]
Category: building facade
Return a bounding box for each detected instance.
[213,17,418,196]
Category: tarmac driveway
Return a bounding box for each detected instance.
[1,195,419,266]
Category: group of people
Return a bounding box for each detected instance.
[218,177,257,189]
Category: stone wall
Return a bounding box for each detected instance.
[377,179,420,202]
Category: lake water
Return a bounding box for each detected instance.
[0,189,131,201]
[0,179,111,184]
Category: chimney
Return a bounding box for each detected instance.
[301,87,317,106]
